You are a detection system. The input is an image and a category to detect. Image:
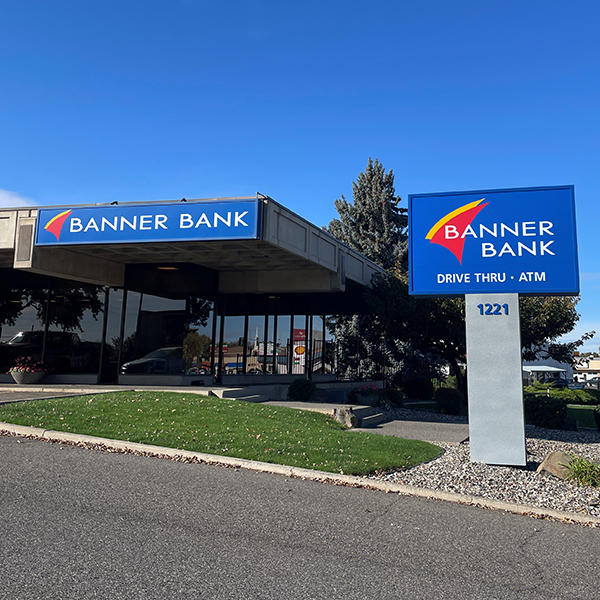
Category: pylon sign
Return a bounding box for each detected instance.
[409,186,579,296]
[408,185,579,467]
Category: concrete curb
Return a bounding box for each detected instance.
[1,421,599,527]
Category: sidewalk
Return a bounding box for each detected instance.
[266,400,469,443]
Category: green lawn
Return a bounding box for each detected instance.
[0,391,442,475]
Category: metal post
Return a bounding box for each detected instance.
[304,315,309,377]
[288,315,294,375]
[321,315,326,374]
[272,315,278,374]
[308,315,314,379]
[242,314,249,374]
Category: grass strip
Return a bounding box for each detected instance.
[0,391,442,475]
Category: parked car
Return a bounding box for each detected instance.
[120,346,184,375]
[186,366,209,375]
[0,330,83,373]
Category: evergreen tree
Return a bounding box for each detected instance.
[328,158,407,270]
[327,158,407,380]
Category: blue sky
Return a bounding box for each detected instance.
[1,1,598,350]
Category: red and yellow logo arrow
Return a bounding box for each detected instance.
[425,199,489,263]
[44,210,72,241]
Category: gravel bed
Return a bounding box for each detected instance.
[372,421,600,519]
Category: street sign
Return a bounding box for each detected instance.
[35,199,260,246]
[409,186,578,296]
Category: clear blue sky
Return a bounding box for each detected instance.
[1,1,598,350]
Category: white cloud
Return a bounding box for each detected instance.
[0,188,36,207]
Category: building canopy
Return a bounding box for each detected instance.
[0,195,384,315]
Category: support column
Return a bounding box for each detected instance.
[217,314,225,383]
[97,287,110,384]
[242,314,249,374]
[117,289,128,380]
[288,315,294,375]
[41,288,51,364]
[210,302,218,378]
[308,315,314,379]
[321,315,326,374]
[466,293,526,466]
[304,315,309,377]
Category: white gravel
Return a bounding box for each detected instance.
[372,423,600,518]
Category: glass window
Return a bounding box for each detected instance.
[291,315,307,375]
[46,286,104,375]
[275,315,290,375]
[120,293,186,376]
[0,299,46,375]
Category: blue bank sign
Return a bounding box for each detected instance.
[409,186,579,295]
[35,199,260,246]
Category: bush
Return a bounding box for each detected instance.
[434,387,465,415]
[524,385,600,405]
[595,406,600,430]
[385,387,405,407]
[287,378,316,402]
[401,376,434,401]
[523,392,567,429]
[567,454,600,487]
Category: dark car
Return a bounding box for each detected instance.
[0,330,81,373]
[120,346,184,375]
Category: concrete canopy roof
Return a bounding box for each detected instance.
[0,196,386,315]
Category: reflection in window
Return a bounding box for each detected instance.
[119,293,212,376]
[0,303,46,374]
[45,286,104,375]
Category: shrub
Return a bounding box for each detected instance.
[523,385,600,406]
[401,376,434,401]
[385,387,405,407]
[287,378,316,402]
[523,392,567,429]
[434,387,465,415]
[567,454,600,487]
[595,406,600,431]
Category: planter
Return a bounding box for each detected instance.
[10,371,45,384]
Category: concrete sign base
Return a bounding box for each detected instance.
[465,293,526,466]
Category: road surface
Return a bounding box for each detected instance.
[0,435,597,599]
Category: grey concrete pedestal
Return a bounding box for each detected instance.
[465,293,526,466]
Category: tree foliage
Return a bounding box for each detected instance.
[328,158,407,270]
[0,286,103,332]
[519,296,592,363]
[183,330,211,365]
[327,158,407,379]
